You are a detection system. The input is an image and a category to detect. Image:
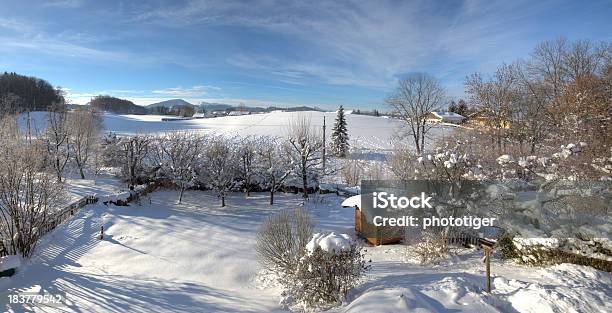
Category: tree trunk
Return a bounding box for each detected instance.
[270,190,274,205]
[179,186,184,204]
[420,123,425,153]
[78,165,85,179]
[55,158,62,182]
[301,161,308,199]
[221,196,225,207]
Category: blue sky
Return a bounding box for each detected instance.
[1,0,611,109]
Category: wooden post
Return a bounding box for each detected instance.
[485,248,491,292]
[479,238,495,293]
[100,226,104,240]
[322,116,326,172]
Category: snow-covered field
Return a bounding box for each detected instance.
[2,190,610,312]
[7,110,609,312]
[21,111,458,151]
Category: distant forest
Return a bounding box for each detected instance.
[0,72,64,113]
[90,96,148,114]
[1,72,341,117]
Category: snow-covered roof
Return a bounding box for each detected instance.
[429,111,465,121]
[341,195,361,208]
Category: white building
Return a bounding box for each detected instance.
[426,111,465,123]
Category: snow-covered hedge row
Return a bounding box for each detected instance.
[500,237,612,272]
[102,132,326,205]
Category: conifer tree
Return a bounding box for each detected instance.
[330,105,349,157]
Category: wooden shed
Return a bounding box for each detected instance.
[341,195,402,246]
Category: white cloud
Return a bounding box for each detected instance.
[132,0,548,89]
[42,0,84,8]
[152,85,221,97]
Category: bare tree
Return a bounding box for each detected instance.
[120,135,152,187]
[531,38,568,100]
[45,102,71,182]
[152,132,202,204]
[514,61,552,153]
[0,116,63,257]
[205,136,237,207]
[237,136,259,197]
[466,64,519,151]
[516,38,610,153]
[340,158,363,186]
[287,116,323,199]
[385,73,445,154]
[259,137,292,205]
[70,108,102,179]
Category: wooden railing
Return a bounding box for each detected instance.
[0,183,156,258]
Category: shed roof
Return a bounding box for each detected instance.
[341,195,361,208]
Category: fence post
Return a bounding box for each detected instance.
[485,248,491,292]
[479,238,495,293]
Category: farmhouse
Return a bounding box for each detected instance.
[341,195,402,246]
[467,111,511,129]
[426,111,465,124]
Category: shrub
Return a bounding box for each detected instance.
[286,234,370,309]
[413,232,450,264]
[255,208,314,278]
[498,234,519,260]
[340,158,363,186]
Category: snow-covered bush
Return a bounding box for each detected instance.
[255,208,315,278]
[503,238,612,271]
[391,141,481,181]
[498,234,519,260]
[285,233,369,309]
[412,232,451,265]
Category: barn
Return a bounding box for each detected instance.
[341,195,402,246]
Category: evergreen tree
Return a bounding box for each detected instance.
[456,99,468,116]
[330,105,349,157]
[448,100,457,113]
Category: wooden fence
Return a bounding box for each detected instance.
[0,183,156,258]
[402,225,505,248]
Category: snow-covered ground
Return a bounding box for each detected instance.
[2,190,609,312]
[21,111,458,150]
